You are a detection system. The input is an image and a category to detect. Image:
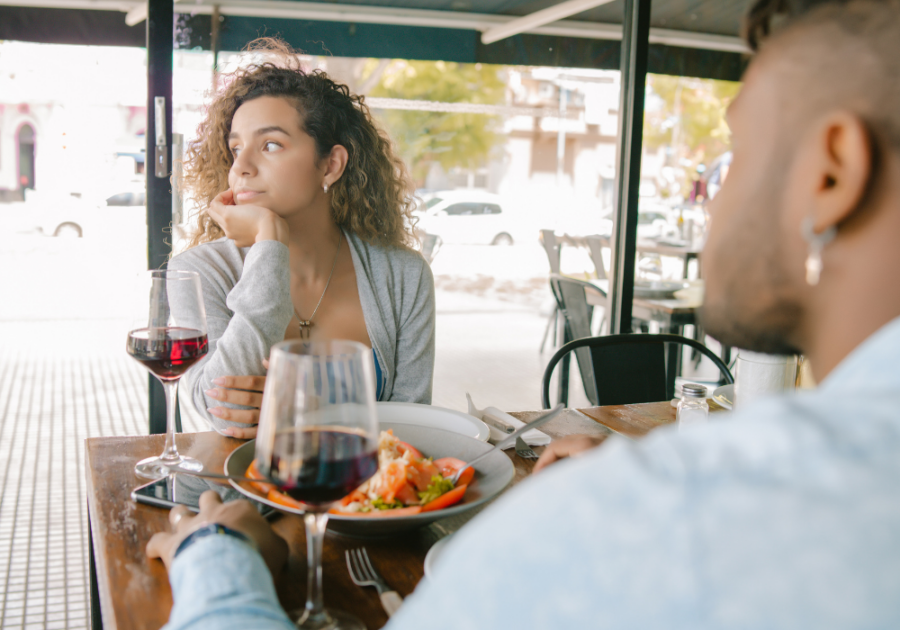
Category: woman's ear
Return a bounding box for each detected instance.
[322,145,349,189]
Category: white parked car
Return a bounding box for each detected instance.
[415,191,518,246]
[15,184,146,237]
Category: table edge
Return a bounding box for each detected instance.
[85,438,118,630]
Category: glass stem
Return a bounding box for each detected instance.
[159,378,181,462]
[303,511,330,623]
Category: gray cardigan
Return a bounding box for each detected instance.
[169,231,436,433]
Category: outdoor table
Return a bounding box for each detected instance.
[578,398,725,439]
[85,408,612,630]
[635,239,703,280]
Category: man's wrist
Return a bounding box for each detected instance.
[174,522,258,560]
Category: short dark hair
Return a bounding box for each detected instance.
[743,0,900,154]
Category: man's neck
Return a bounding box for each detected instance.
[802,197,900,382]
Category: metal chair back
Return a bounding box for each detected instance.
[541,333,734,409]
[540,229,561,274]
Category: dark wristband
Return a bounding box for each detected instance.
[173,523,256,559]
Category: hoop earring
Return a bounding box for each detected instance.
[801,217,836,286]
[323,182,329,193]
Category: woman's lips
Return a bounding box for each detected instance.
[234,189,263,202]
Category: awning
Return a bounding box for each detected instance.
[0,1,748,81]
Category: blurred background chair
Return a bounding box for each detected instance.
[541,332,733,409]
[420,233,442,264]
[539,229,563,353]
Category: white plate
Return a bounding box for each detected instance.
[377,402,489,442]
[424,535,454,579]
[713,384,734,410]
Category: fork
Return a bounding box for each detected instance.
[515,436,539,460]
[345,548,403,617]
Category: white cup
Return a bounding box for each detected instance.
[733,351,798,409]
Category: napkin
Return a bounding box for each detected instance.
[466,393,552,449]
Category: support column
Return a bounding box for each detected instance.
[146,0,174,435]
[607,0,651,335]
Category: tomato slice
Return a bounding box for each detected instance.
[329,506,423,517]
[246,460,275,494]
[396,440,424,460]
[266,488,303,510]
[433,457,475,488]
[421,484,467,512]
[379,460,408,503]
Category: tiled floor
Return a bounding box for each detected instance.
[0,346,206,630]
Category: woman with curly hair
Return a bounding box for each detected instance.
[169,39,435,438]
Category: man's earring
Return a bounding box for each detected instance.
[323,182,329,193]
[801,217,837,286]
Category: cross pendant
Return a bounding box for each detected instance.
[298,320,313,339]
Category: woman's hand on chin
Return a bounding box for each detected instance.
[208,189,289,247]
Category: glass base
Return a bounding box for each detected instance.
[134,454,204,480]
[293,608,366,630]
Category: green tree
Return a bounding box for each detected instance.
[643,74,741,196]
[367,60,507,186]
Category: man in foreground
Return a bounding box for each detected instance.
[148,0,900,627]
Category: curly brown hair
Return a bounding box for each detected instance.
[182,38,417,249]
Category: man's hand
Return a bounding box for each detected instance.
[532,434,607,473]
[146,491,288,576]
[207,189,289,247]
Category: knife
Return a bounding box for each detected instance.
[481,412,514,434]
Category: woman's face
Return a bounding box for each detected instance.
[227,95,323,216]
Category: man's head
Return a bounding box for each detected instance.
[701,0,900,376]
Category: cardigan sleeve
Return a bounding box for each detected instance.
[169,240,293,433]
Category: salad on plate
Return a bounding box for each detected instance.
[246,430,474,517]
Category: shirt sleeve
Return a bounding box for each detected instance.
[170,240,293,433]
[163,534,295,630]
[387,257,436,404]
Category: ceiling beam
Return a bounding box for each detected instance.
[480,0,616,45]
[0,0,749,53]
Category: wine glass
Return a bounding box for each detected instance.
[127,269,209,480]
[255,339,379,630]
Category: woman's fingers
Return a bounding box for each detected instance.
[206,386,263,408]
[207,406,259,425]
[222,425,258,440]
[213,375,266,392]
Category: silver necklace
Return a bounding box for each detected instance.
[293,233,342,339]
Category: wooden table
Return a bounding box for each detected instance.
[86,409,612,630]
[577,399,726,439]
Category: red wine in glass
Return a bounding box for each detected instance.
[265,427,378,506]
[127,327,209,381]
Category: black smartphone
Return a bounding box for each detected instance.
[131,474,277,518]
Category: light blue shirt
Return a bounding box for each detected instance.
[164,316,900,630]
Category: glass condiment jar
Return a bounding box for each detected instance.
[677,383,709,431]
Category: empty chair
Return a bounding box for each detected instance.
[420,233,442,264]
[541,333,733,409]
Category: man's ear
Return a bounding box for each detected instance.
[808,111,872,233]
[322,145,349,189]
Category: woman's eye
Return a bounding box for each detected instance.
[264,141,281,152]
[230,146,240,157]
